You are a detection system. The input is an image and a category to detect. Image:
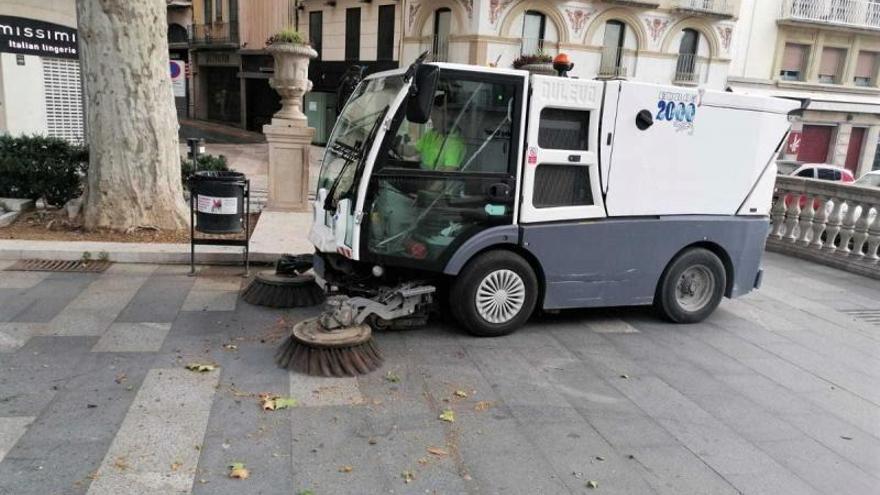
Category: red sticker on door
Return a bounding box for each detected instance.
[527,147,537,165]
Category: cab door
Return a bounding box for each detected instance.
[520,76,606,223]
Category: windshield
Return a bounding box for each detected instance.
[317,75,405,205]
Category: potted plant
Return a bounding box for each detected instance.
[512,52,554,75]
[265,28,317,125]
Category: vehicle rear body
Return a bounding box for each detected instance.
[309,63,797,316]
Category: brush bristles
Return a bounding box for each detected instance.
[241,280,325,308]
[275,335,383,376]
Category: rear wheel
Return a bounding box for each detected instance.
[655,248,726,323]
[451,251,538,337]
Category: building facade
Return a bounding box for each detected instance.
[728,0,880,177]
[0,0,82,143]
[301,1,742,89]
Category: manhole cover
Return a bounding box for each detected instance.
[4,259,112,273]
[840,309,880,326]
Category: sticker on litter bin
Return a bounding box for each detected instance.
[197,195,237,214]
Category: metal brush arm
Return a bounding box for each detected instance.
[319,284,436,330]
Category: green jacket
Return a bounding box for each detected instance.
[415,129,465,171]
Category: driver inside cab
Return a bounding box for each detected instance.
[413,93,465,171]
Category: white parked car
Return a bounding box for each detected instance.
[790,164,855,183]
[854,170,880,188]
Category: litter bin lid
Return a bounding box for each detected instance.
[192,170,245,182]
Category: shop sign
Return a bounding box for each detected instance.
[0,16,78,59]
[786,131,802,155]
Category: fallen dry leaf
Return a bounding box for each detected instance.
[417,456,429,465]
[113,457,128,471]
[228,462,249,479]
[260,393,298,411]
[185,363,217,373]
[402,471,415,483]
[453,390,468,398]
[586,480,599,489]
[338,465,353,473]
[439,409,455,422]
[222,344,238,351]
[427,446,449,457]
[474,401,493,412]
[619,374,629,379]
[170,461,182,472]
[385,371,401,383]
[114,373,127,384]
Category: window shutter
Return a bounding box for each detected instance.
[42,58,84,144]
[855,51,877,78]
[782,44,807,71]
[819,47,845,76]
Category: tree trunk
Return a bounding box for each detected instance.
[77,0,189,231]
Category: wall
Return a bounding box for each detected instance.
[300,0,401,62]
[0,53,47,136]
[240,0,296,50]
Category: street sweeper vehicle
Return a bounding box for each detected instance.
[275,58,800,376]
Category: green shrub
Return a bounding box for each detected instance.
[181,153,230,184]
[512,52,552,69]
[266,28,305,46]
[0,134,88,207]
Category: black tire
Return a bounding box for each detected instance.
[451,250,539,337]
[654,248,726,324]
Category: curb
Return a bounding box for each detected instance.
[0,239,281,265]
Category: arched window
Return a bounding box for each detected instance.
[521,10,546,54]
[599,20,626,77]
[433,8,451,62]
[168,23,188,43]
[675,29,700,83]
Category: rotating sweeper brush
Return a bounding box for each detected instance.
[241,254,325,308]
[276,285,436,376]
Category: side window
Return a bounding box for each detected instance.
[796,168,814,178]
[534,165,593,207]
[384,76,516,174]
[817,168,839,180]
[538,108,589,150]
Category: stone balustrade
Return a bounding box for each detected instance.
[767,175,880,279]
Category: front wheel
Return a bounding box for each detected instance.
[451,251,538,337]
[654,248,726,323]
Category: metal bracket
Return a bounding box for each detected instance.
[319,284,436,330]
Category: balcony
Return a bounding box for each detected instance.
[672,53,707,85]
[673,0,736,18]
[191,22,239,46]
[601,0,661,8]
[597,47,638,79]
[780,0,880,31]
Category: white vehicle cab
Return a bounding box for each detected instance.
[309,58,799,336]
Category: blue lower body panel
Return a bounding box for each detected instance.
[521,216,769,310]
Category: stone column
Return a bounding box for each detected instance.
[832,123,853,168]
[263,42,318,212]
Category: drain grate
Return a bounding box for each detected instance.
[840,309,880,326]
[4,259,112,273]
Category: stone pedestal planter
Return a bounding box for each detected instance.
[518,63,556,76]
[263,41,318,212]
[266,42,318,127]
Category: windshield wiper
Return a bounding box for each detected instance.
[323,107,389,213]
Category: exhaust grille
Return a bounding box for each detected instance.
[4,259,111,273]
[840,309,880,327]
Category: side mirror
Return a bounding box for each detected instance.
[406,64,440,124]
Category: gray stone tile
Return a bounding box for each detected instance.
[757,437,880,494]
[85,368,219,495]
[628,445,740,495]
[0,416,33,462]
[48,308,118,336]
[181,290,239,312]
[0,271,48,289]
[0,323,49,351]
[91,323,172,352]
[8,273,98,323]
[115,269,196,323]
[289,374,364,407]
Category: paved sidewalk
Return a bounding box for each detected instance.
[0,252,879,494]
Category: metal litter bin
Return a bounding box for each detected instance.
[190,171,246,234]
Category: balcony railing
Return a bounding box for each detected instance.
[769,175,880,279]
[521,37,546,56]
[432,36,449,62]
[191,22,239,45]
[780,0,880,31]
[673,0,735,17]
[673,53,706,84]
[597,47,638,79]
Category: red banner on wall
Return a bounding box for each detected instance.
[786,131,802,155]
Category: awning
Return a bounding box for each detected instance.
[728,82,880,115]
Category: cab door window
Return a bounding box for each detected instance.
[366,71,522,268]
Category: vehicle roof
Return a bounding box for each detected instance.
[364,62,530,81]
[794,164,852,172]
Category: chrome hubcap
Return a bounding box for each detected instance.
[476,269,526,324]
[675,265,715,312]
